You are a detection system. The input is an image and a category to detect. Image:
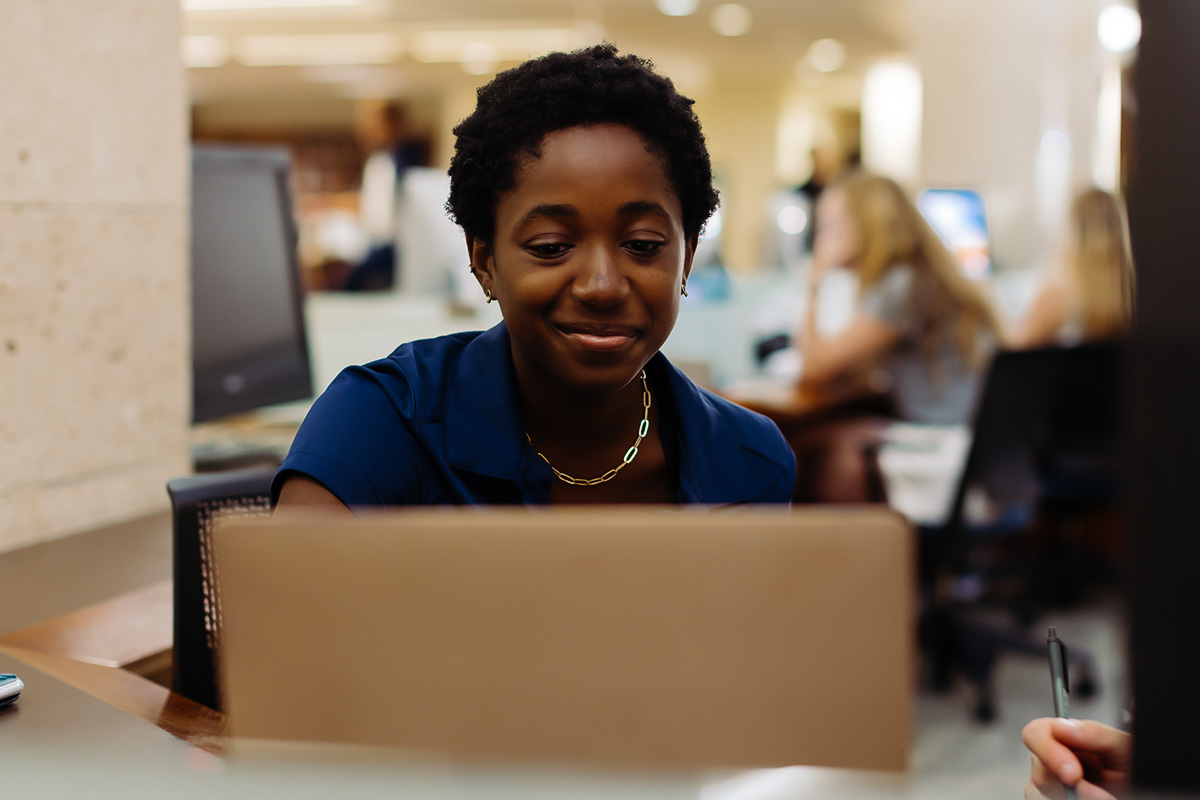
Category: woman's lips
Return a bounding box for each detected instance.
[556,323,639,352]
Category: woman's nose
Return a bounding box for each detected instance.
[572,245,630,308]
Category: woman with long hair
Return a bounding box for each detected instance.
[1010,187,1135,348]
[792,170,1001,502]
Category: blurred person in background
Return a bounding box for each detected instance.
[791,171,1001,502]
[343,99,429,291]
[1009,188,1135,348]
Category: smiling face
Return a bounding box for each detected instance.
[469,123,695,399]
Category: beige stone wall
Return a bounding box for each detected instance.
[0,1,191,552]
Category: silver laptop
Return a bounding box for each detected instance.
[214,506,913,771]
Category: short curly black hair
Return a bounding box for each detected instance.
[446,44,719,244]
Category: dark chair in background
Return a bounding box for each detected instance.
[166,466,276,711]
[1036,342,1126,604]
[919,346,1113,721]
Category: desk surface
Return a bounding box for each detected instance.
[0,648,196,757]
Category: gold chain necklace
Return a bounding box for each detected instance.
[526,370,652,486]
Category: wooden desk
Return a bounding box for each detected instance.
[719,379,892,428]
[0,649,202,756]
[0,581,226,754]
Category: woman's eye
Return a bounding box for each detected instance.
[624,239,666,256]
[527,243,572,259]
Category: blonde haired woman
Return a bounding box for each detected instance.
[1010,188,1135,348]
[792,171,1001,502]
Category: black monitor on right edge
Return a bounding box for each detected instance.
[1128,1,1200,793]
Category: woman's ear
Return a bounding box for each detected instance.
[466,234,495,297]
[683,235,698,284]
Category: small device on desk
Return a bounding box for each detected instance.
[0,674,23,707]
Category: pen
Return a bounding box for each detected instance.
[1047,627,1076,800]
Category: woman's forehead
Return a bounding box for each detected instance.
[502,124,678,207]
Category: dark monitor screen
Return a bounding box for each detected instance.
[190,145,313,423]
[917,188,992,279]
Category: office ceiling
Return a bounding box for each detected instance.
[185,0,909,124]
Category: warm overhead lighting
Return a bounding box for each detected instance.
[806,38,846,73]
[182,35,230,68]
[710,4,752,37]
[461,41,499,75]
[861,60,922,185]
[234,33,402,66]
[1097,4,1141,53]
[183,0,361,9]
[656,0,699,16]
[777,204,809,236]
[409,28,586,64]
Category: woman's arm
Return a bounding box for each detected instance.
[797,266,900,388]
[276,475,352,512]
[1023,717,1132,800]
[1009,279,1069,349]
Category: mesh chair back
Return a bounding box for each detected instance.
[167,467,275,711]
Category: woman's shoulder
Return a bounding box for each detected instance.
[661,364,794,468]
[325,328,492,416]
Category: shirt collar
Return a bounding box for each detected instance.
[445,322,764,504]
[655,357,764,505]
[444,322,531,481]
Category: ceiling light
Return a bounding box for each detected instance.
[183,0,361,9]
[656,0,699,16]
[777,204,809,236]
[710,4,752,37]
[182,35,230,68]
[1097,4,1141,53]
[234,33,402,66]
[461,41,499,75]
[409,28,586,64]
[806,38,846,73]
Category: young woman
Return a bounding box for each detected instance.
[791,171,1002,502]
[1009,188,1135,349]
[275,45,795,510]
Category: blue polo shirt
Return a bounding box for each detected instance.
[272,323,795,507]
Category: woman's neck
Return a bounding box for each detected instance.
[519,365,646,443]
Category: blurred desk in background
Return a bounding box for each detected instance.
[720,378,891,429]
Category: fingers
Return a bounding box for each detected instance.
[1023,718,1084,787]
[1075,780,1121,800]
[1048,719,1133,772]
[1025,778,1053,800]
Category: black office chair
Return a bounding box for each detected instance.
[166,466,276,711]
[1039,342,1124,504]
[919,347,1100,722]
[1035,341,1126,604]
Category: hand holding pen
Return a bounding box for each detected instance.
[1021,628,1131,800]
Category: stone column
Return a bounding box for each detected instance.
[0,1,191,551]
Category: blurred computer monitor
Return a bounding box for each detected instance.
[190,145,313,424]
[917,188,992,279]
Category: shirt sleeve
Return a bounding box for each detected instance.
[858,265,921,340]
[271,365,427,507]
